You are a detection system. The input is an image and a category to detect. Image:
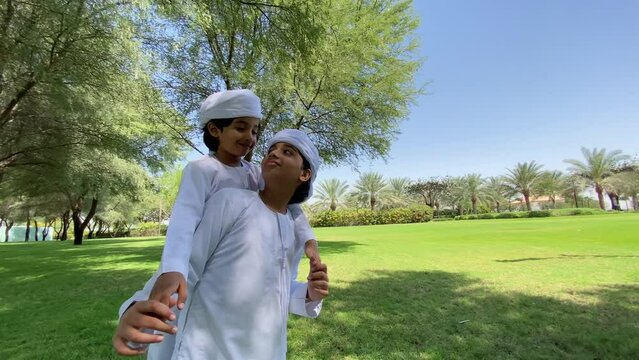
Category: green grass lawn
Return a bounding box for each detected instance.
[1,214,638,359]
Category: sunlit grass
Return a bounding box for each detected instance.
[1,215,638,359]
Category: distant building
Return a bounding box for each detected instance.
[510,195,565,210]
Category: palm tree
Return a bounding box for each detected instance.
[564,147,629,210]
[563,174,587,208]
[482,176,508,212]
[463,173,484,214]
[503,161,544,211]
[352,172,389,210]
[445,176,470,215]
[386,177,412,208]
[314,178,349,211]
[534,170,566,208]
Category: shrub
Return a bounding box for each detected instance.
[310,205,433,227]
[528,210,552,218]
[130,222,167,237]
[550,208,606,216]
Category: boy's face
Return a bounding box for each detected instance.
[261,142,311,186]
[208,117,259,158]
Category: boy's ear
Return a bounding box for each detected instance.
[207,122,220,138]
[299,169,312,183]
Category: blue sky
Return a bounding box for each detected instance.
[314,0,639,186]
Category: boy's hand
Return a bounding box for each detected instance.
[307,259,329,301]
[149,272,187,309]
[304,239,321,263]
[112,300,177,355]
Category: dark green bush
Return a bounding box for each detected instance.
[528,210,552,217]
[310,205,433,227]
[130,222,167,237]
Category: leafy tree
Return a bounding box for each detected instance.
[503,161,544,211]
[314,178,349,211]
[351,172,389,211]
[385,177,413,208]
[482,177,509,212]
[565,147,629,210]
[534,171,566,208]
[604,168,639,210]
[145,0,422,165]
[462,173,484,214]
[407,177,452,215]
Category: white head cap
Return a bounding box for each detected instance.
[266,129,321,203]
[199,89,262,128]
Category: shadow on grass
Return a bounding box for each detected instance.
[289,270,639,359]
[496,254,639,263]
[318,240,362,255]
[0,240,169,359]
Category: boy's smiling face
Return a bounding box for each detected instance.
[209,117,259,161]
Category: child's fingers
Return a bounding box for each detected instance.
[310,261,327,274]
[122,326,165,344]
[138,300,176,322]
[177,281,188,310]
[134,315,176,335]
[112,335,147,356]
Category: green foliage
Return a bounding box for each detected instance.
[455,208,609,220]
[130,222,167,237]
[145,0,422,165]
[550,208,606,216]
[310,205,432,227]
[313,178,349,211]
[503,161,544,211]
[528,210,552,217]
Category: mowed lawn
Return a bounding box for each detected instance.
[1,214,638,359]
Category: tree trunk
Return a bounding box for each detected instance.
[72,197,98,245]
[471,196,477,214]
[4,220,13,242]
[523,192,532,211]
[0,77,37,125]
[550,196,556,209]
[370,196,376,211]
[573,190,579,208]
[87,218,96,239]
[24,210,31,241]
[595,184,605,210]
[330,201,336,211]
[33,219,39,241]
[96,219,105,237]
[607,191,620,210]
[60,210,70,240]
[42,218,54,241]
[633,195,638,210]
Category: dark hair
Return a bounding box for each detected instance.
[288,156,311,204]
[202,118,235,151]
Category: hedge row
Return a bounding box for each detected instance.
[130,222,168,237]
[454,208,607,220]
[310,205,433,227]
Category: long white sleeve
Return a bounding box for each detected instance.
[160,160,213,278]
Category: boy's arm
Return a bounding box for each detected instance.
[289,204,320,261]
[289,257,328,318]
[114,190,240,353]
[160,161,214,278]
[148,161,215,307]
[113,300,176,355]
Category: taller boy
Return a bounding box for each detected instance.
[148,89,320,307]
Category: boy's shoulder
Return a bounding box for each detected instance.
[213,188,258,205]
[186,155,222,172]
